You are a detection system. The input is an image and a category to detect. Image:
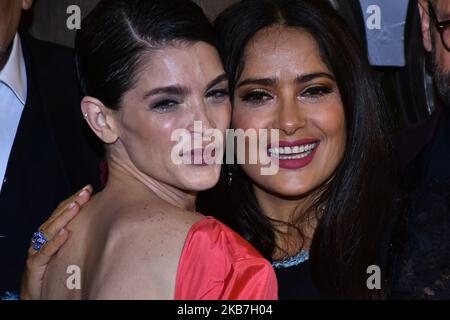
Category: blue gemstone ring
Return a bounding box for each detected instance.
[31,231,48,251]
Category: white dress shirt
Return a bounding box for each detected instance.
[0,34,27,193]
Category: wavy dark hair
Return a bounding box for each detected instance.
[200,0,398,299]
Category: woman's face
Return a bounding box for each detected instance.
[113,42,231,191]
[232,26,346,197]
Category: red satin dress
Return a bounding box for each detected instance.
[174,216,278,300]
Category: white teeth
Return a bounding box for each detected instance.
[275,152,312,160]
[268,147,279,154]
[268,142,318,156]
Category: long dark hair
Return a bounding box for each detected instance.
[205,0,397,299]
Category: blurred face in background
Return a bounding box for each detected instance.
[0,0,33,68]
[419,0,450,104]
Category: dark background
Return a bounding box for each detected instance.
[27,0,238,47]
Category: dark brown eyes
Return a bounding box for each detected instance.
[240,85,333,106]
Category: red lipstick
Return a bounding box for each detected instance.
[268,139,320,170]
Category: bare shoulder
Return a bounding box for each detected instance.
[88,204,203,299]
[104,201,205,265]
[110,203,203,246]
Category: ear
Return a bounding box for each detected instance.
[81,97,119,144]
[21,0,33,10]
[418,0,433,52]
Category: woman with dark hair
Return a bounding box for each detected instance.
[19,0,397,300]
[18,0,277,300]
[199,0,397,299]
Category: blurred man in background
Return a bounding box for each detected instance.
[390,0,450,299]
[0,0,99,294]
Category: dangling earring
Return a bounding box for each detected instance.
[318,204,326,216]
[227,165,233,186]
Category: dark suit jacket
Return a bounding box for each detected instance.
[0,31,101,293]
[389,107,450,299]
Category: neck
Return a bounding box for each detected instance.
[253,184,316,225]
[105,153,197,213]
[253,184,319,256]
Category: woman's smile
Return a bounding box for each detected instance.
[268,138,320,170]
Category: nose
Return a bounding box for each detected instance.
[274,96,307,136]
[187,99,217,134]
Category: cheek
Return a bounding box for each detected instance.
[438,48,450,72]
[311,103,347,161]
[231,105,245,129]
[120,113,179,164]
[231,105,272,131]
[313,99,345,135]
[210,103,232,131]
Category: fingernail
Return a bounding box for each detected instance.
[79,190,87,197]
[68,202,77,209]
[59,229,66,236]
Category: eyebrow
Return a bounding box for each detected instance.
[206,74,228,91]
[296,72,335,83]
[236,78,277,88]
[142,74,228,100]
[236,72,335,88]
[143,85,189,99]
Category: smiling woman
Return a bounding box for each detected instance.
[204,0,400,299]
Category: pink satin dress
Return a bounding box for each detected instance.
[174,216,278,300]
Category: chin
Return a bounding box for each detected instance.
[257,174,320,198]
[182,179,217,192]
[270,185,313,198]
[180,165,221,191]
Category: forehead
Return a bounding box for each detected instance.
[435,0,450,17]
[0,0,20,17]
[135,42,224,89]
[0,0,16,10]
[241,26,329,78]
